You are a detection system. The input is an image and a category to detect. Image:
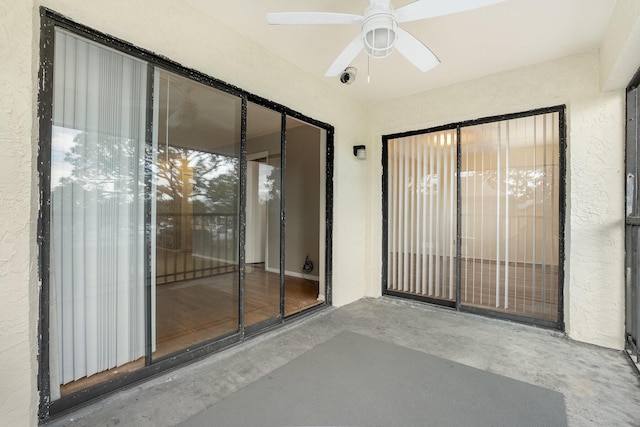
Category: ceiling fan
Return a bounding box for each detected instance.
[267,0,505,77]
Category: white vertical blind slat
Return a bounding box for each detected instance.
[402,138,409,291]
[435,135,441,297]
[532,116,538,313]
[396,139,401,290]
[449,132,455,299]
[416,136,421,292]
[151,69,160,352]
[470,134,475,303]
[523,120,528,313]
[550,114,557,306]
[409,137,417,292]
[464,131,469,301]
[397,139,404,290]
[390,140,395,289]
[394,140,398,289]
[495,124,501,308]
[428,134,434,296]
[542,114,548,313]
[504,121,510,309]
[442,134,448,297]
[421,135,428,295]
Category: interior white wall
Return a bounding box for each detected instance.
[284,125,322,277]
[366,50,626,350]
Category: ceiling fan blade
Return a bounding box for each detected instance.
[396,0,505,23]
[325,36,364,77]
[267,12,363,25]
[394,27,440,72]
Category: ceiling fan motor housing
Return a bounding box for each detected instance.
[361,8,398,58]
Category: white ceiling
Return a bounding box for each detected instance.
[183,0,617,104]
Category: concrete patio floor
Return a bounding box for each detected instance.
[47,297,640,426]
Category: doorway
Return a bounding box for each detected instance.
[244,105,325,331]
[39,16,333,417]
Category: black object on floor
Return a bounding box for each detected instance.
[182,331,567,427]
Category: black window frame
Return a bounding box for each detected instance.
[381,105,566,330]
[37,7,334,421]
[624,67,640,365]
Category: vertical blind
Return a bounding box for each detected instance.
[460,114,559,319]
[49,29,148,392]
[387,112,560,322]
[387,130,457,301]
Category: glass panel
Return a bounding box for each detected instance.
[153,70,241,358]
[460,113,560,321]
[284,117,324,316]
[49,29,148,398]
[244,103,282,326]
[626,84,640,351]
[387,130,457,302]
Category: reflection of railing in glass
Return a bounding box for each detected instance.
[154,145,240,285]
[156,212,237,284]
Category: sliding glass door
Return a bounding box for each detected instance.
[245,102,282,328]
[384,108,564,326]
[284,117,325,316]
[49,30,246,391]
[41,17,332,415]
[243,108,326,327]
[626,75,640,362]
[49,29,149,398]
[386,130,457,305]
[459,113,560,321]
[152,70,241,358]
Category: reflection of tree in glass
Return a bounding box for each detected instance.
[263,164,280,203]
[50,130,145,260]
[483,167,557,205]
[154,146,239,252]
[154,146,238,214]
[56,131,144,200]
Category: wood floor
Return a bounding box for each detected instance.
[59,266,321,397]
[388,256,559,321]
[154,265,322,358]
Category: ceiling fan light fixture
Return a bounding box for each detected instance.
[361,13,398,58]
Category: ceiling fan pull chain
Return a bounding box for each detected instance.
[368,55,371,84]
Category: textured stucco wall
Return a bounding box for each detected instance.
[1,0,368,424]
[365,50,626,350]
[0,0,39,425]
[2,0,638,424]
[567,92,625,347]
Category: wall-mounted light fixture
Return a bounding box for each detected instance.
[353,145,366,160]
